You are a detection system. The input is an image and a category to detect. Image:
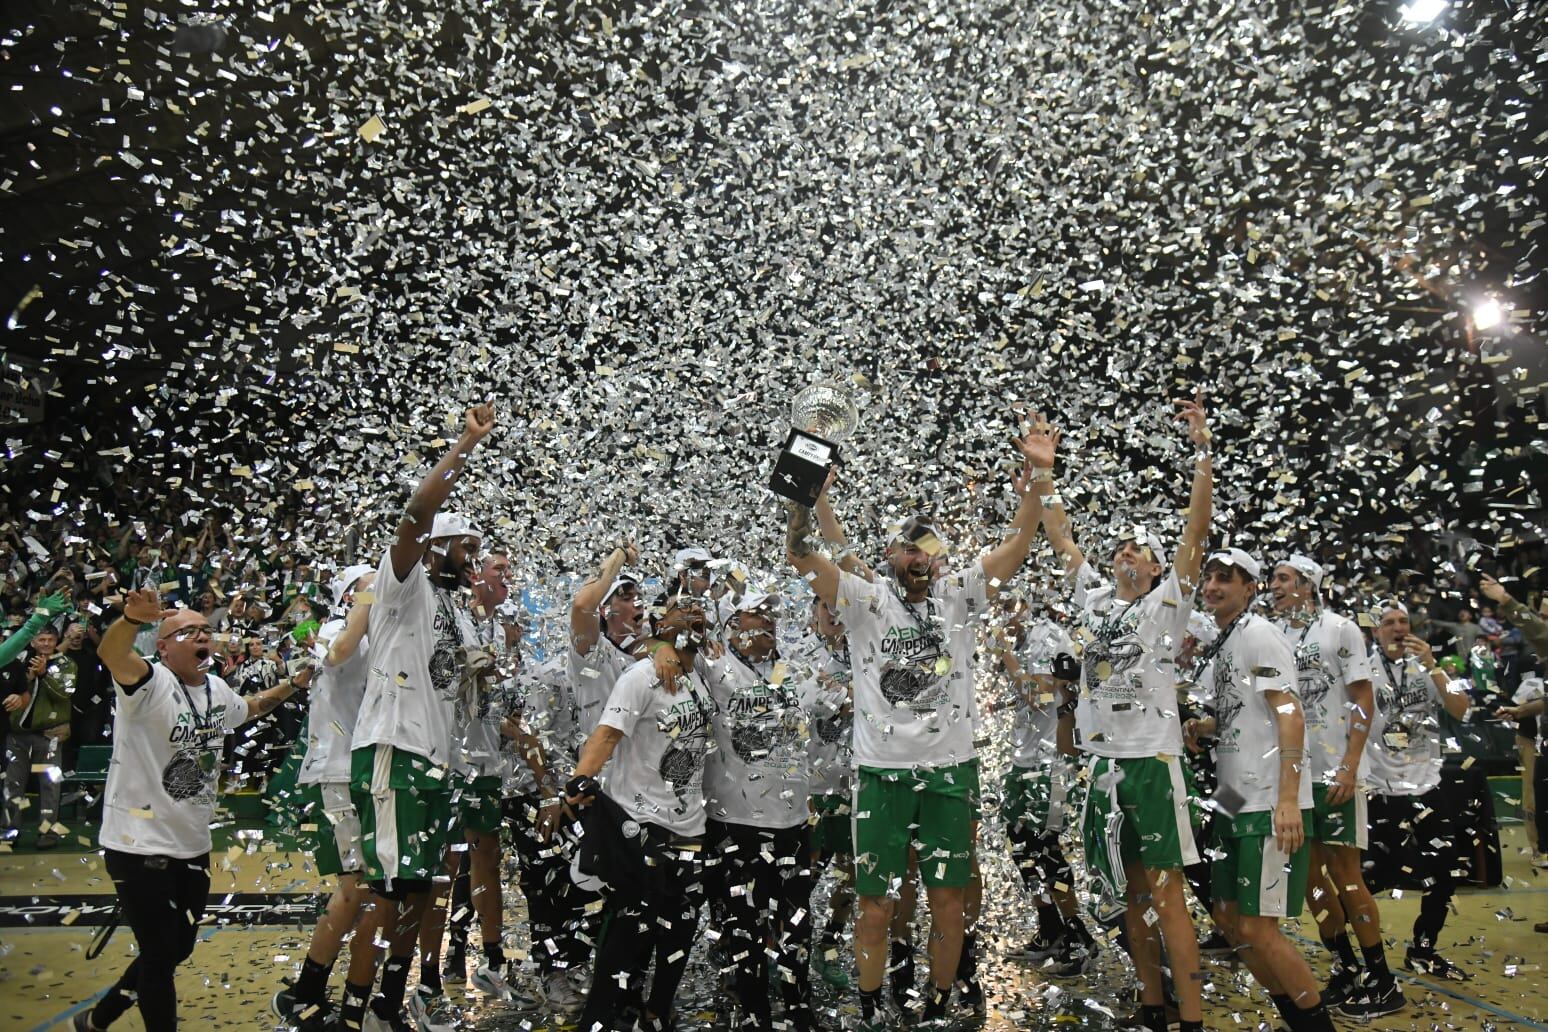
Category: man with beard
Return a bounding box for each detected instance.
[1185,550,1332,1032]
[564,594,715,1032]
[699,591,819,1032]
[273,564,375,1029]
[332,403,498,1032]
[1268,556,1401,1016]
[1032,399,1213,1032]
[73,590,313,1032]
[1363,599,1473,981]
[569,543,645,735]
[783,420,1050,1029]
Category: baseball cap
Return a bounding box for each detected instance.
[601,574,640,607]
[1205,547,1262,581]
[429,512,482,543]
[1119,525,1169,567]
[674,547,714,569]
[331,563,374,609]
[890,515,945,555]
[1279,554,1325,591]
[725,591,780,622]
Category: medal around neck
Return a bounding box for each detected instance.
[770,380,858,506]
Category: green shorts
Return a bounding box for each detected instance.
[350,744,454,887]
[1211,810,1312,918]
[1080,755,1198,923]
[1311,783,1368,849]
[454,773,505,838]
[299,781,363,878]
[1002,762,1074,837]
[853,760,979,896]
[811,793,853,857]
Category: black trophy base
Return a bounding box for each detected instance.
[769,428,840,506]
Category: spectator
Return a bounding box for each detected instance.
[3,625,77,848]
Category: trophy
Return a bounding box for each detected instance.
[769,380,858,506]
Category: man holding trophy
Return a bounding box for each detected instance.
[779,382,1054,1028]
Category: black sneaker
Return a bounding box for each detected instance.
[1405,949,1472,982]
[1321,965,1362,1009]
[1006,933,1062,962]
[889,945,916,1012]
[958,976,987,1016]
[1046,943,1098,978]
[1337,975,1407,1018]
[441,947,467,986]
[73,1011,102,1032]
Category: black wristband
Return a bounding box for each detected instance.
[121,615,144,627]
[565,775,599,801]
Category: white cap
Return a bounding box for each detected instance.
[601,574,639,606]
[1205,547,1261,581]
[1279,554,1325,591]
[674,547,714,569]
[332,564,374,609]
[726,591,779,622]
[430,512,482,543]
[1121,525,1168,568]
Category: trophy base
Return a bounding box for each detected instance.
[769,428,840,506]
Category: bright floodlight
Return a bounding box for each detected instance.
[1471,299,1504,331]
[1400,0,1447,23]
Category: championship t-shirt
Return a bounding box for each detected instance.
[598,660,714,837]
[1071,561,1190,758]
[568,636,639,736]
[350,548,471,768]
[1208,614,1313,815]
[1366,651,1447,797]
[1274,611,1374,783]
[1011,619,1076,770]
[835,562,988,769]
[297,619,370,786]
[701,649,814,829]
[791,633,853,798]
[100,663,248,858]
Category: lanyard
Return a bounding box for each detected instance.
[176,676,212,730]
[1378,650,1411,701]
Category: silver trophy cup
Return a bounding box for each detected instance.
[770,381,858,505]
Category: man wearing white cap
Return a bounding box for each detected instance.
[673,547,715,599]
[1187,549,1332,1032]
[568,542,645,736]
[1269,556,1401,1016]
[1030,398,1213,1032]
[274,563,376,1028]
[334,402,497,1032]
[699,590,819,1031]
[784,418,1051,1029]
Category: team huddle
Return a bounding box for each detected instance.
[72,397,1498,1032]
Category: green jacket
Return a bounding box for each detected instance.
[8,654,75,732]
[0,593,73,668]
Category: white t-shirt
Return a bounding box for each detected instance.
[1366,651,1447,797]
[1208,614,1313,815]
[1071,561,1190,758]
[835,563,988,769]
[1274,611,1374,783]
[700,649,814,829]
[508,654,577,794]
[351,548,472,768]
[791,633,853,798]
[1011,619,1076,770]
[568,636,639,736]
[598,660,714,837]
[100,664,248,858]
[298,619,370,786]
[454,614,511,779]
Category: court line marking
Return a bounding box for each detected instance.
[27,929,217,1032]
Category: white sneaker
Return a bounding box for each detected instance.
[543,970,586,1016]
[471,965,541,1011]
[405,986,459,1032]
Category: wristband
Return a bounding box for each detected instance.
[121,615,144,627]
[565,775,600,801]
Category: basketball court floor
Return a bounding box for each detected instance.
[4,818,1545,1031]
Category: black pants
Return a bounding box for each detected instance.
[579,822,704,1031]
[1367,787,1461,953]
[92,849,211,1031]
[505,793,600,974]
[707,819,817,1031]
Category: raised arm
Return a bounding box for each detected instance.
[389,403,497,582]
[786,501,841,607]
[97,588,176,686]
[570,542,639,657]
[813,492,871,579]
[982,415,1061,594]
[1480,574,1548,656]
[1171,393,1213,594]
[0,592,73,668]
[1032,418,1086,577]
[244,665,316,722]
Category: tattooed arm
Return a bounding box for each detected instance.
[244,665,315,722]
[786,502,841,606]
